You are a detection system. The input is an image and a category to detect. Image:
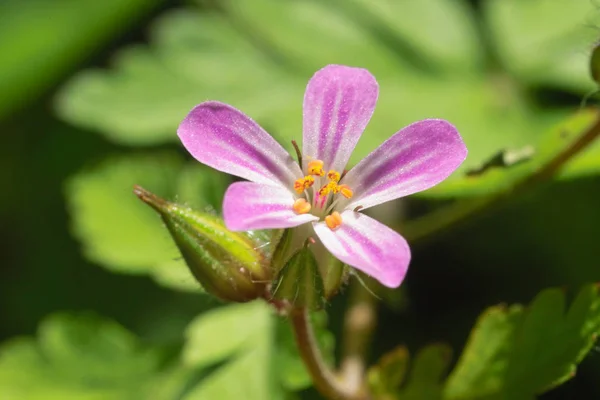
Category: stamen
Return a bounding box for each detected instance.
[293,176,315,193]
[307,160,325,176]
[293,198,311,214]
[327,170,341,183]
[338,184,353,198]
[325,211,343,230]
[318,181,337,196]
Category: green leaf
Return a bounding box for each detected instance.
[65,152,228,292]
[57,1,600,188]
[220,0,408,76]
[336,0,483,73]
[484,0,598,92]
[0,0,160,119]
[56,9,302,146]
[0,313,185,400]
[366,344,452,399]
[399,344,453,400]
[368,346,410,396]
[182,302,335,397]
[444,284,600,399]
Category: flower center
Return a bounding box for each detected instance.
[292,158,353,230]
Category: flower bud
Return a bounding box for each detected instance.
[272,244,325,310]
[134,185,269,302]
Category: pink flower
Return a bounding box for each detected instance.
[177,65,467,288]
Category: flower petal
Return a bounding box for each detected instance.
[302,65,378,172]
[313,211,409,288]
[343,119,467,210]
[178,101,302,187]
[223,182,318,231]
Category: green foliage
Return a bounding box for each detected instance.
[4,0,600,399]
[368,344,453,400]
[0,313,186,399]
[66,153,228,292]
[484,0,599,92]
[0,0,161,119]
[444,284,600,399]
[367,285,600,400]
[182,301,334,398]
[0,305,335,400]
[56,0,600,189]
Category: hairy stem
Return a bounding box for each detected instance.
[290,308,367,400]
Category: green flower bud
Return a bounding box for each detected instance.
[134,185,269,302]
[272,244,325,311]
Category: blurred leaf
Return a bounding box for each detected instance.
[399,344,453,400]
[0,0,160,120]
[182,302,271,369]
[66,152,228,292]
[56,9,302,146]
[0,313,186,400]
[484,0,599,92]
[336,0,483,73]
[424,108,600,198]
[222,0,408,76]
[444,284,600,399]
[57,3,561,180]
[368,343,452,400]
[183,302,335,397]
[368,346,410,397]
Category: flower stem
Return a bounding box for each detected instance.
[340,278,377,394]
[290,308,367,400]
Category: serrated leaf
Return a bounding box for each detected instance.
[0,313,186,400]
[66,152,228,292]
[444,284,600,399]
[57,0,600,196]
[56,9,302,146]
[484,0,599,92]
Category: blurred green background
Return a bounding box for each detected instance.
[2,0,600,398]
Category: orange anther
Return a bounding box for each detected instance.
[307,160,325,176]
[293,198,312,214]
[327,170,341,183]
[318,181,337,196]
[293,176,315,193]
[338,184,353,199]
[325,211,343,230]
